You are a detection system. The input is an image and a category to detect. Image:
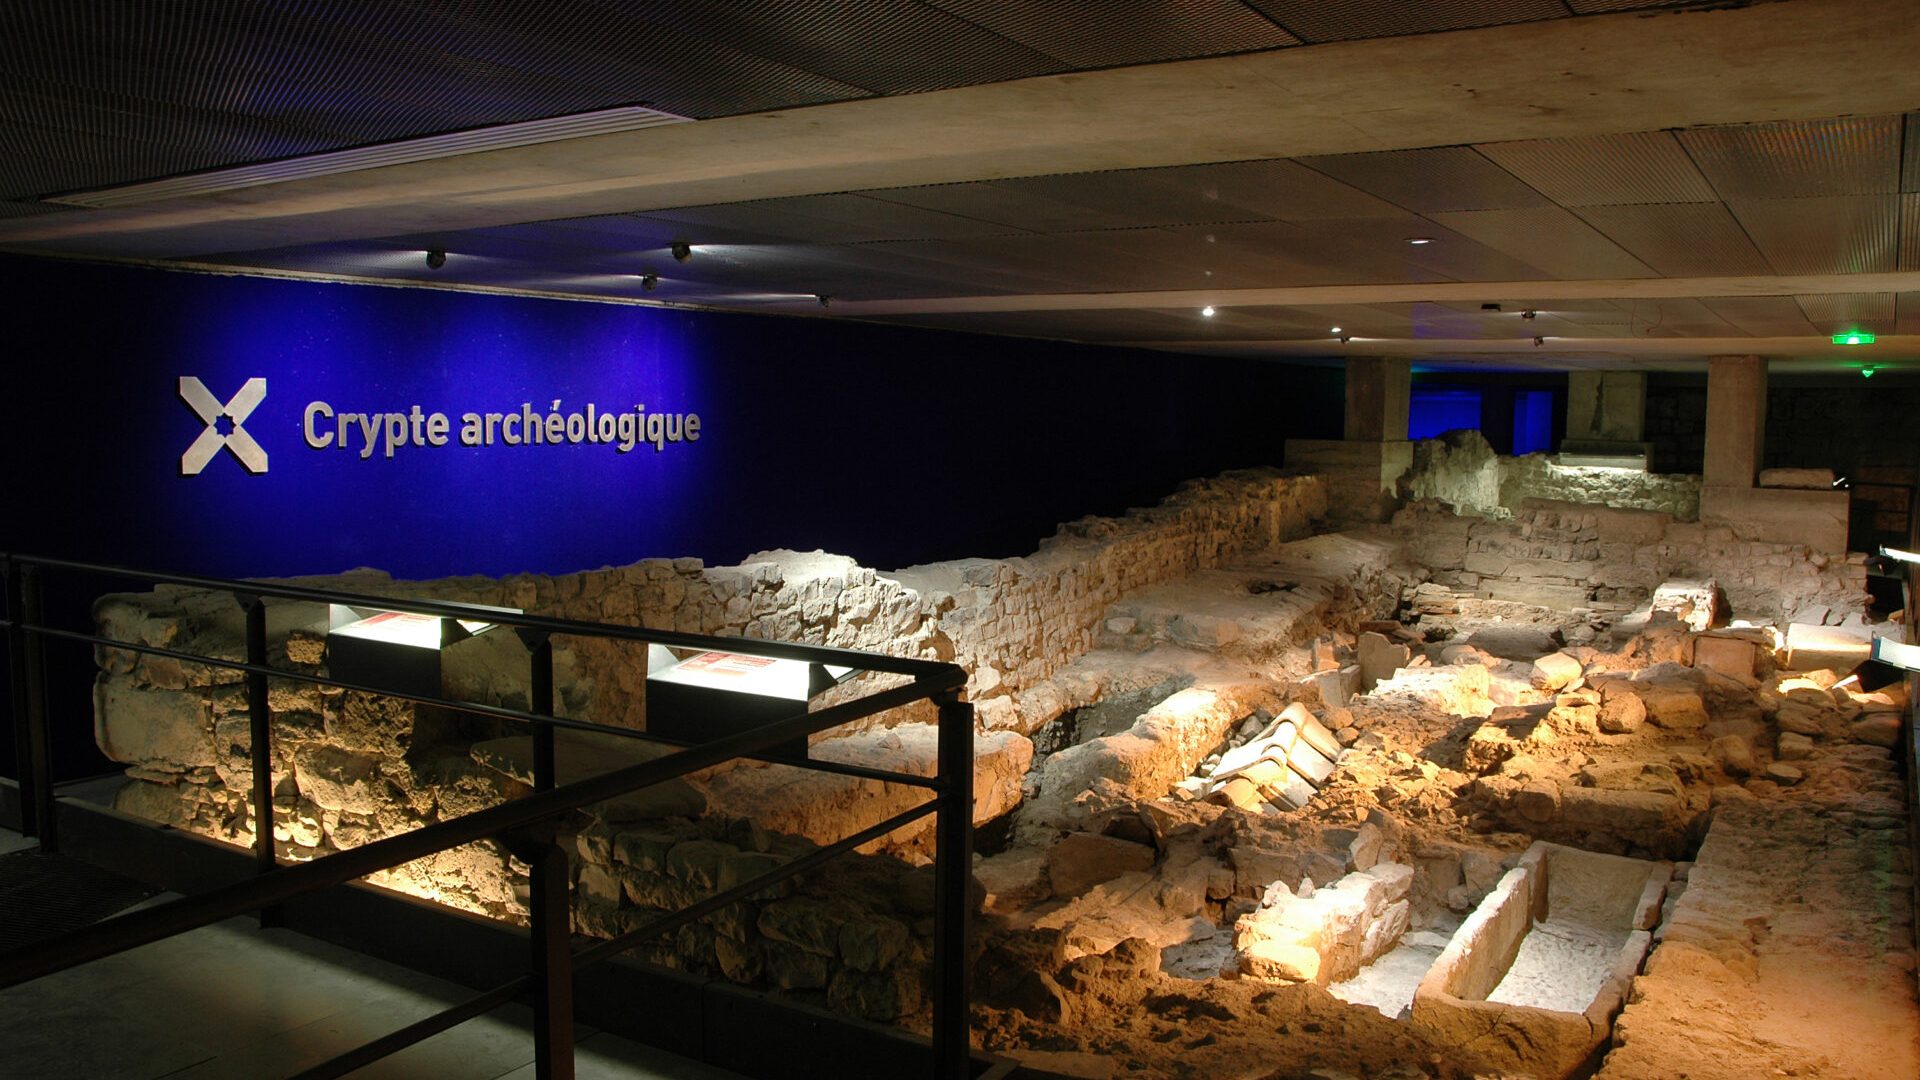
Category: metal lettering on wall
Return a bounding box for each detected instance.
[302,399,701,459]
[179,376,269,475]
[179,374,702,475]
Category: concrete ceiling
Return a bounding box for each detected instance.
[4,0,1919,373]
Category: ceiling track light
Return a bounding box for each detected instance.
[1533,336,1545,346]
[1521,310,1537,320]
[1201,305,1216,317]
[424,249,446,269]
[671,241,692,262]
[816,294,832,308]
[1406,236,1434,245]
[1338,335,1351,345]
[640,273,658,291]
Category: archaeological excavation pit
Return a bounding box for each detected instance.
[42,439,1915,1080]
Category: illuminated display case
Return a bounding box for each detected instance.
[645,644,856,761]
[326,601,520,698]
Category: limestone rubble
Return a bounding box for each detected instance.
[86,463,1915,1078]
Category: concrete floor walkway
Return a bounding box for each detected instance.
[0,830,747,1080]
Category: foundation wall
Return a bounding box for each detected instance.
[85,468,1329,1015]
[1394,498,1868,624]
[1400,431,1701,521]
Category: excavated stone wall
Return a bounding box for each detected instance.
[88,467,1328,1019]
[1393,498,1867,624]
[1401,431,1701,521]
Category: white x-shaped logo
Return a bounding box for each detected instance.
[179,376,268,475]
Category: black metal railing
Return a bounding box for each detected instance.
[0,553,979,1080]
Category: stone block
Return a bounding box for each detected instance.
[1700,484,1848,554]
[1776,731,1815,760]
[292,745,388,813]
[1513,781,1560,823]
[977,847,1052,913]
[1710,735,1755,778]
[1637,685,1708,730]
[1357,631,1411,691]
[94,678,215,769]
[758,896,848,957]
[1758,467,1836,489]
[1047,832,1156,899]
[838,914,911,973]
[1851,714,1901,747]
[1531,652,1585,691]
[1692,635,1757,681]
[1557,786,1682,835]
[1598,691,1646,734]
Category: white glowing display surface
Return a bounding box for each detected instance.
[1871,636,1920,672]
[649,651,852,700]
[330,609,494,649]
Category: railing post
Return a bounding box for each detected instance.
[5,558,37,837]
[931,689,974,1080]
[243,595,280,926]
[15,564,56,851]
[514,833,574,1080]
[528,633,555,792]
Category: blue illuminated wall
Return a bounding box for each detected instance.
[0,255,1344,581]
[1408,388,1482,440]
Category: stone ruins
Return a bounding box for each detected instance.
[89,438,1917,1079]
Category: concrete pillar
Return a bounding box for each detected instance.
[1702,355,1767,488]
[1697,354,1847,552]
[1344,356,1410,441]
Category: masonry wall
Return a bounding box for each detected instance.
[1393,498,1868,624]
[88,469,1329,1017]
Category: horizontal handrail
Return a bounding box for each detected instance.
[0,671,958,989]
[2,553,978,1079]
[1,552,954,678]
[15,620,942,791]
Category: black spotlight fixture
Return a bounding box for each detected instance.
[1338,335,1351,345]
[671,241,692,262]
[425,249,446,269]
[816,294,832,308]
[1521,309,1537,320]
[641,273,659,291]
[1533,335,1545,346]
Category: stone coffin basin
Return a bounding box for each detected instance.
[1410,841,1669,1079]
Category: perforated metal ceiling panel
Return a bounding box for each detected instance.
[1139,160,1414,222]
[1902,193,1920,271]
[1474,132,1716,207]
[1700,296,1818,337]
[1795,292,1896,333]
[1565,0,1702,11]
[1729,194,1900,275]
[1244,0,1566,42]
[1679,116,1903,201]
[1906,115,1920,193]
[928,0,1300,66]
[1572,203,1773,277]
[1298,148,1552,214]
[642,193,1019,244]
[627,1,1060,95]
[1426,206,1657,281]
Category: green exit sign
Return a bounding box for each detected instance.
[1833,330,1876,345]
